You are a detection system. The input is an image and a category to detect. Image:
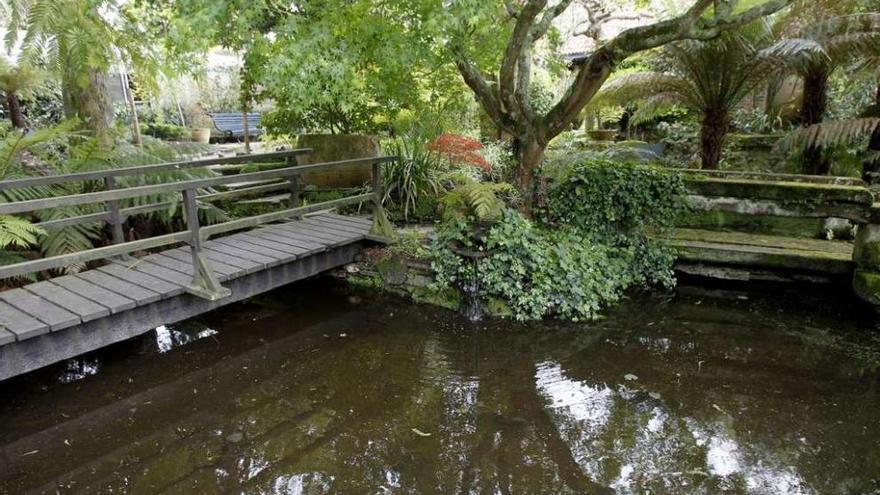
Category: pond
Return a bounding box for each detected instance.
[0,278,878,494]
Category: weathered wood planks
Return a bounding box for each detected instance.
[0,213,381,351]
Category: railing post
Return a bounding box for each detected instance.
[182,188,230,301]
[286,155,301,209]
[369,160,395,240]
[104,176,126,246]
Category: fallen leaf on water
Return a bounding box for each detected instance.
[624,374,638,381]
[411,428,432,437]
[649,392,662,400]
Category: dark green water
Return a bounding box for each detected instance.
[1,279,879,494]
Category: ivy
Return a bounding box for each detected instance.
[431,159,687,321]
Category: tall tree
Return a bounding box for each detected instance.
[592,22,785,169]
[3,0,164,146]
[445,0,795,200]
[765,12,880,174]
[0,57,44,128]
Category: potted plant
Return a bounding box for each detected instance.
[187,106,213,144]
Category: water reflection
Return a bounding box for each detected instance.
[0,281,878,494]
[58,358,100,384]
[155,324,219,353]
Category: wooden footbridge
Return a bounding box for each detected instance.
[0,150,395,381]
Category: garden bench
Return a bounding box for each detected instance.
[669,169,880,303]
[210,112,263,140]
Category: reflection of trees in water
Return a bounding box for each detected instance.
[5,298,880,494]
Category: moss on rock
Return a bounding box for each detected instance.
[853,269,880,306]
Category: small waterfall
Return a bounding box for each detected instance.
[460,255,484,321]
[452,245,487,322]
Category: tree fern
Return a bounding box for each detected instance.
[777,118,880,153]
[594,20,801,169]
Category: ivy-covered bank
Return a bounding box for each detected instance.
[341,160,688,321]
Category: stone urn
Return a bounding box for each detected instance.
[190,128,211,144]
[296,134,381,188]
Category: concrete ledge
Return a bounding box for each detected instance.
[0,243,364,382]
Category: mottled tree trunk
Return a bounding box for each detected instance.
[863,81,880,183]
[700,108,729,170]
[801,70,830,175]
[513,136,546,213]
[5,92,26,128]
[62,68,114,148]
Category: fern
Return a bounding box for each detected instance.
[0,251,38,283]
[441,183,516,223]
[777,118,880,153]
[0,215,44,249]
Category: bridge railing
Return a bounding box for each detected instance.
[0,150,396,300]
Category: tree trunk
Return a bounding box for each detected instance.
[514,136,546,212]
[863,80,880,183]
[121,72,142,148]
[62,68,114,148]
[801,70,830,175]
[700,108,729,170]
[5,92,26,128]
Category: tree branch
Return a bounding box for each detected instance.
[452,51,511,133]
[531,0,574,39]
[543,0,795,137]
[499,0,545,128]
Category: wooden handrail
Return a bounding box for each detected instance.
[0,156,396,215]
[0,153,395,286]
[0,149,312,192]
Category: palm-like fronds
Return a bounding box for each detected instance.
[0,119,79,178]
[0,56,45,96]
[777,118,880,153]
[597,20,791,124]
[765,14,880,76]
[36,206,101,274]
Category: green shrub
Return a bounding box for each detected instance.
[381,138,447,222]
[430,159,687,321]
[141,122,189,141]
[547,158,687,240]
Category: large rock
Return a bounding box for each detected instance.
[296,134,380,188]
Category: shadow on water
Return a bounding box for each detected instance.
[0,277,879,494]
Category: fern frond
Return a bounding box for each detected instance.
[777,118,880,153]
[0,215,44,249]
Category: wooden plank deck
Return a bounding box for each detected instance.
[0,212,376,381]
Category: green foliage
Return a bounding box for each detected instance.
[431,158,686,321]
[431,209,677,321]
[382,138,447,222]
[0,57,45,97]
[0,215,44,249]
[547,158,688,240]
[439,182,516,224]
[141,122,189,141]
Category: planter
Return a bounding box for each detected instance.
[296,134,381,188]
[190,128,211,144]
[588,129,617,141]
